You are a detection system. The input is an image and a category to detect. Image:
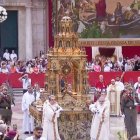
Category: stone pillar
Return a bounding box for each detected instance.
[58,0,60,10]
[114,46,123,60]
[92,46,100,59]
[25,3,33,60]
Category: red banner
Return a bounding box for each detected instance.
[0,72,139,88]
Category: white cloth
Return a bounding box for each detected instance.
[114,47,123,59]
[89,98,110,140]
[104,65,111,72]
[1,68,9,73]
[107,84,120,116]
[77,21,85,33]
[10,53,17,61]
[3,52,10,60]
[134,82,140,89]
[115,81,124,91]
[71,0,75,6]
[117,60,123,67]
[125,63,133,71]
[22,91,35,132]
[42,101,63,140]
[25,136,46,140]
[92,47,100,59]
[22,78,31,90]
[136,88,140,99]
[35,91,40,101]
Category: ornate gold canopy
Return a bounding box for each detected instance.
[46,16,89,109]
[30,16,92,140]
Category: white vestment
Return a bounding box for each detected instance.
[136,88,140,99]
[42,101,63,140]
[107,84,120,116]
[115,81,124,91]
[22,91,35,132]
[134,82,140,89]
[3,52,10,60]
[34,91,40,101]
[89,98,110,140]
[10,53,17,61]
[22,78,31,90]
[25,136,46,140]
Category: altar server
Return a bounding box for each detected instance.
[42,95,63,140]
[89,90,110,140]
[22,85,35,134]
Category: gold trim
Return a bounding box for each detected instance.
[79,38,140,46]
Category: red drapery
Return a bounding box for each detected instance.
[0,72,139,88]
[122,46,140,58]
[0,73,45,88]
[95,0,106,19]
[99,47,115,57]
[88,72,122,86]
[85,47,92,62]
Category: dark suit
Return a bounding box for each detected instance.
[121,92,140,140]
[0,93,12,124]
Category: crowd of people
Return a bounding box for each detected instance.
[1,49,140,74]
[21,85,62,140]
[0,84,18,140]
[0,80,45,140]
[86,55,140,72]
[1,49,140,140]
[0,49,47,74]
[89,75,140,140]
[0,120,45,140]
[1,73,140,139]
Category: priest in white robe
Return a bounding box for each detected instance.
[115,76,124,92]
[22,85,35,134]
[107,79,120,116]
[89,90,110,140]
[42,95,63,140]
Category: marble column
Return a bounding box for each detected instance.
[25,3,33,60]
[58,0,60,10]
[114,46,123,60]
[92,46,100,59]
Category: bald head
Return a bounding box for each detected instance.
[111,79,115,85]
[99,75,104,82]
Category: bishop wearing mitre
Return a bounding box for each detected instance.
[107,79,120,116]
